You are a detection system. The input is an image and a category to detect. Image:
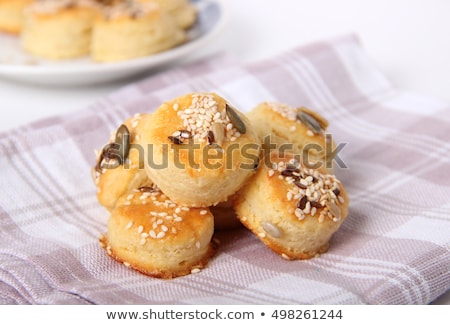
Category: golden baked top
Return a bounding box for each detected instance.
[267,153,345,223]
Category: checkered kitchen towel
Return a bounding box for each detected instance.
[1,35,449,305]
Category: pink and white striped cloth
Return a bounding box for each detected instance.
[0,35,449,305]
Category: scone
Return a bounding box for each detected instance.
[0,0,33,34]
[21,0,100,59]
[234,152,349,259]
[101,186,216,278]
[139,0,196,29]
[93,114,152,211]
[247,102,336,173]
[143,92,261,207]
[91,0,186,62]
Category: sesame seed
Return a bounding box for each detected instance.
[139,238,146,245]
[191,268,201,274]
[126,194,134,200]
[175,207,181,214]
[141,233,149,238]
[200,210,208,215]
[258,232,266,238]
[137,225,144,234]
[318,214,325,223]
[195,241,201,249]
[125,221,133,230]
[158,212,167,217]
[181,207,190,211]
[157,219,163,225]
[173,103,179,110]
[281,253,291,260]
[268,170,275,177]
[123,262,131,267]
[174,217,183,222]
[156,231,165,239]
[149,230,157,238]
[161,225,168,232]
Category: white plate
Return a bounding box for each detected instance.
[0,0,226,86]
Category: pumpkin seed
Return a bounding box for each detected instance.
[296,111,322,134]
[327,202,341,220]
[226,104,246,134]
[115,124,130,164]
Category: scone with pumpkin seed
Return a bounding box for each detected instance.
[143,92,261,207]
[93,113,152,211]
[234,152,348,260]
[247,102,336,173]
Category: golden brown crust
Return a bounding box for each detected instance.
[91,5,186,62]
[234,152,348,260]
[21,5,98,59]
[101,187,216,279]
[0,0,34,34]
[144,92,261,207]
[247,102,336,173]
[138,0,197,29]
[94,114,152,211]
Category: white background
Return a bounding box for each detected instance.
[0,0,448,304]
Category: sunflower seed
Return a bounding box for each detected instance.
[226,104,246,134]
[296,111,322,134]
[168,136,183,145]
[138,186,155,192]
[261,222,282,238]
[207,130,215,145]
[179,130,192,139]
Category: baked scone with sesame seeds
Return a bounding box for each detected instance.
[0,0,33,34]
[93,113,152,211]
[234,152,348,259]
[247,102,336,173]
[91,0,185,62]
[21,0,100,59]
[101,185,215,278]
[138,0,196,29]
[143,92,261,207]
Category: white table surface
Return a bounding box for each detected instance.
[0,0,448,304]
